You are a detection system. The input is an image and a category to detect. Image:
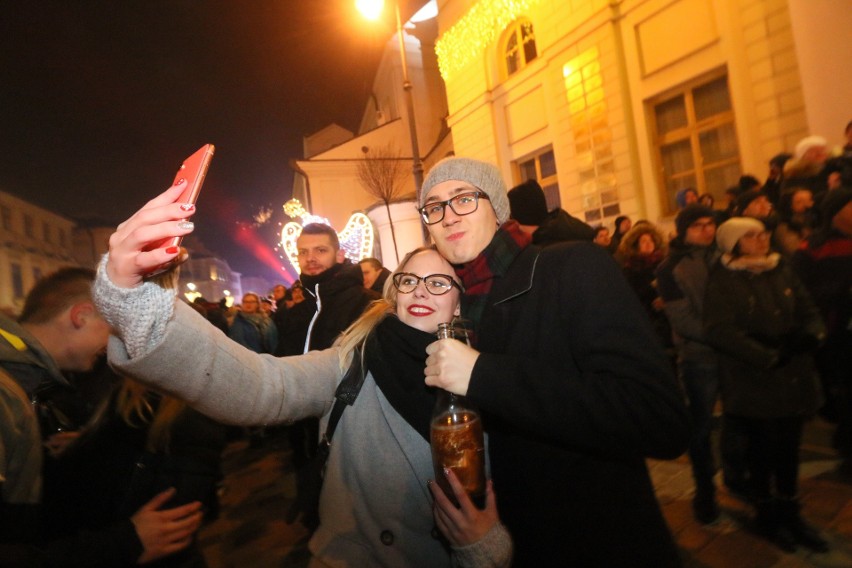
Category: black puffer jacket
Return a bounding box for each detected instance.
[704,256,825,418]
[275,261,379,356]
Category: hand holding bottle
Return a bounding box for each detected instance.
[424,336,479,396]
[429,469,500,546]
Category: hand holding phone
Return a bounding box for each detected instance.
[143,144,215,275]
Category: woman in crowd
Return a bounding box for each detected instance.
[90,184,511,568]
[43,375,227,567]
[617,223,672,355]
[704,217,828,553]
[775,187,816,257]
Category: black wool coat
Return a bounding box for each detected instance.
[465,242,690,567]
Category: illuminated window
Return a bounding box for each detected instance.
[516,148,560,210]
[563,47,619,223]
[649,72,741,213]
[503,19,537,77]
[209,265,218,281]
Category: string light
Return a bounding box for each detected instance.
[279,200,375,274]
[435,0,541,81]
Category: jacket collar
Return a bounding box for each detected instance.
[489,245,541,305]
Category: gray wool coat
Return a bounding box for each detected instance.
[105,301,510,568]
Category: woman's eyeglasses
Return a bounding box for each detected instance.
[392,273,461,295]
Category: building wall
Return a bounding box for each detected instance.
[435,0,835,231]
[0,190,79,314]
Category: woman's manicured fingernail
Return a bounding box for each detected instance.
[177,221,194,230]
[179,203,195,211]
[443,467,451,477]
[165,246,179,254]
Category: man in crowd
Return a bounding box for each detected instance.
[655,205,727,525]
[0,267,203,565]
[419,157,690,566]
[275,223,378,529]
[506,178,594,246]
[358,257,391,294]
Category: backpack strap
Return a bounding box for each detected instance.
[318,345,365,452]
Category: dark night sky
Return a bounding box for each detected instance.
[1,1,395,281]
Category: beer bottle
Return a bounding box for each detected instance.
[430,322,486,509]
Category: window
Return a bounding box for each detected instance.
[23,214,34,238]
[0,205,11,231]
[503,19,536,77]
[43,222,52,243]
[11,264,24,299]
[563,47,620,223]
[58,228,67,247]
[649,73,741,213]
[33,267,42,283]
[516,148,560,210]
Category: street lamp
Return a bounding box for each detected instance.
[356,0,424,195]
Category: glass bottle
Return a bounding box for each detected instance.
[430,323,486,509]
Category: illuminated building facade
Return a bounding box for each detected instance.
[433,0,851,228]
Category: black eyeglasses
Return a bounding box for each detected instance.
[418,191,490,225]
[392,273,461,295]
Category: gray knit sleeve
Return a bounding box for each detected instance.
[451,522,513,568]
[92,254,177,359]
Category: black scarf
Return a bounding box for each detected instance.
[365,316,437,441]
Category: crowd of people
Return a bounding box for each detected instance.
[1,126,850,566]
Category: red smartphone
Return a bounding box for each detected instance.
[144,144,215,274]
[167,143,215,248]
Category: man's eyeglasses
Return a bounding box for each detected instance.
[418,191,490,225]
[392,273,461,295]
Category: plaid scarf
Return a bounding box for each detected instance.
[455,221,531,345]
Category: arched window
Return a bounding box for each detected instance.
[503,19,537,77]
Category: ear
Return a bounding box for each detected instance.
[454,304,461,317]
[69,302,95,329]
[336,249,346,263]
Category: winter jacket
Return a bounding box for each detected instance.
[228,311,277,354]
[656,240,720,364]
[464,241,689,567]
[276,262,379,356]
[531,208,594,246]
[704,257,825,418]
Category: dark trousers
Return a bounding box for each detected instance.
[726,414,804,501]
[680,360,720,496]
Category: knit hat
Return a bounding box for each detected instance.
[734,189,767,215]
[508,179,548,225]
[793,135,827,161]
[675,187,698,209]
[419,157,511,224]
[821,188,852,223]
[675,204,715,239]
[716,217,765,254]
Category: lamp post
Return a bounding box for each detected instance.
[357,0,424,195]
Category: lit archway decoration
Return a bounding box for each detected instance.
[280,199,375,274]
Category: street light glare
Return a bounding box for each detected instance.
[356,0,384,21]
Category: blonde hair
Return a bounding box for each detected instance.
[335,247,460,369]
[115,379,187,453]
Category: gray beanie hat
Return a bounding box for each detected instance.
[419,157,511,225]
